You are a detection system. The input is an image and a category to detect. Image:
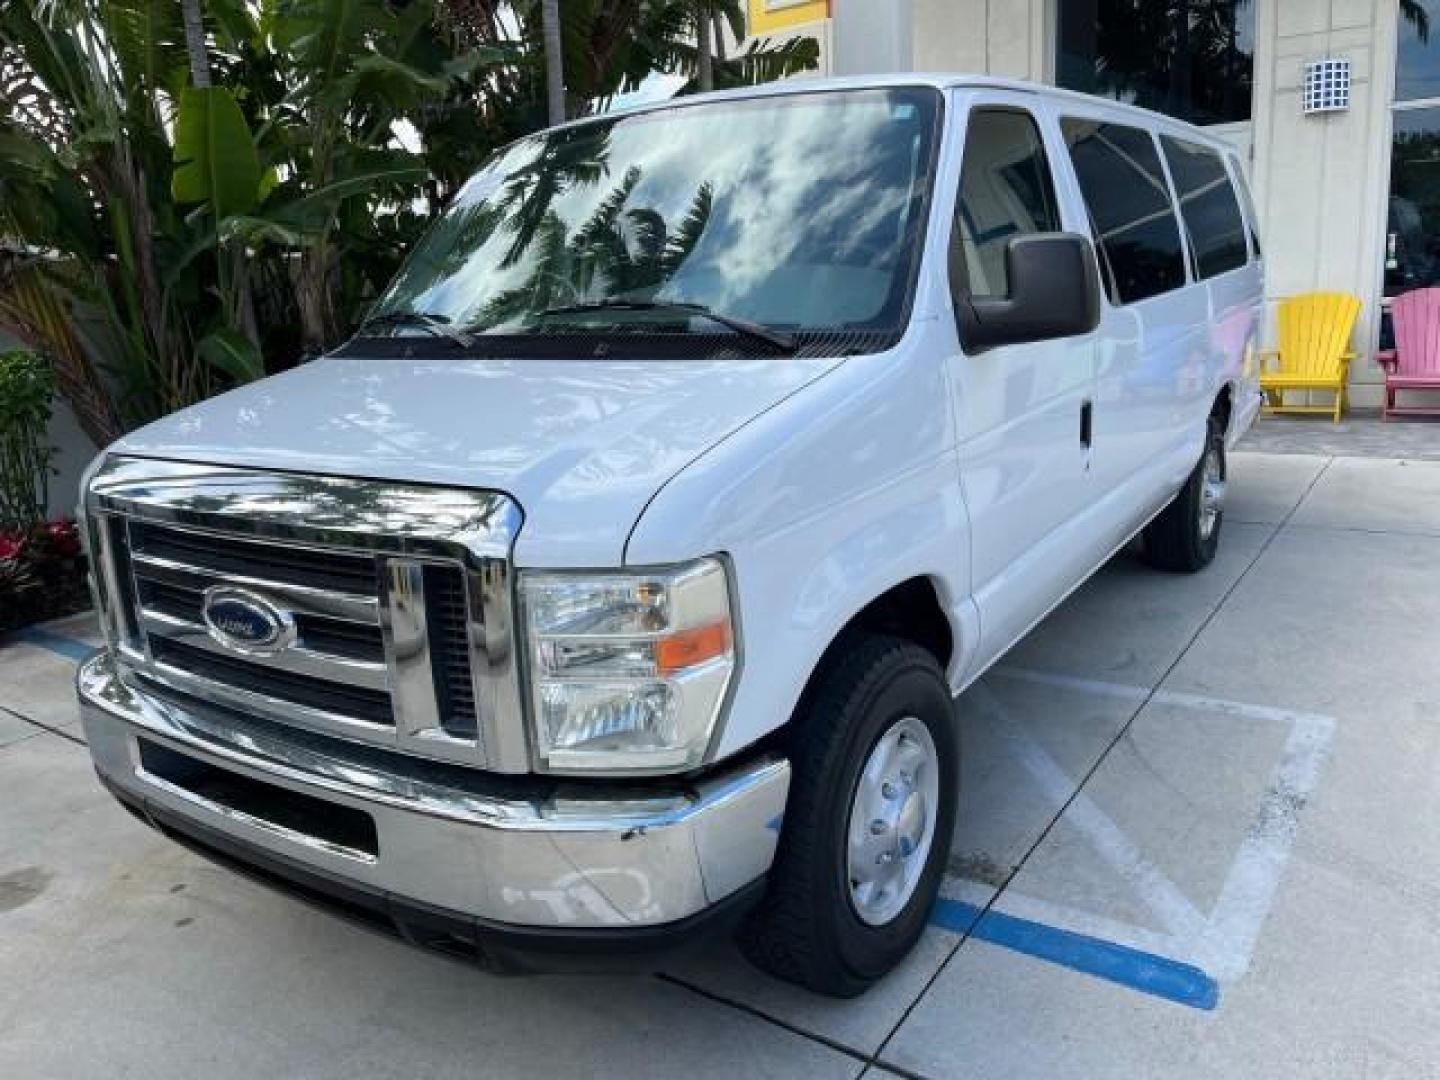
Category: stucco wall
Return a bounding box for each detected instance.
[831,0,912,75]
[746,0,834,73]
[1250,0,1397,408]
[911,0,1052,80]
[748,0,829,36]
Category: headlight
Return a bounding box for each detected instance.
[520,558,736,773]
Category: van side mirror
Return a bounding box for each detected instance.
[955,232,1102,352]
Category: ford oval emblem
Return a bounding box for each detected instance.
[201,587,296,655]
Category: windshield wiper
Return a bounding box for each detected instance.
[357,309,475,348]
[531,299,797,353]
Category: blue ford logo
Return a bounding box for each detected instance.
[201,587,295,655]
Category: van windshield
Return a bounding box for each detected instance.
[364,87,941,354]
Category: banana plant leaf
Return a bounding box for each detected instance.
[172,86,264,220]
[196,327,264,383]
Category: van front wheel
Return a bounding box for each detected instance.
[738,634,957,997]
[1144,417,1226,572]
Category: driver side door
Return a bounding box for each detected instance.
[945,93,1100,677]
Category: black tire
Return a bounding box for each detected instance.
[1143,417,1226,572]
[738,634,958,997]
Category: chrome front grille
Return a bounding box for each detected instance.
[150,636,396,726]
[422,564,478,739]
[131,520,382,594]
[85,456,527,771]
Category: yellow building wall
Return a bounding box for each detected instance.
[748,0,830,35]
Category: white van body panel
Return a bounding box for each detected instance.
[100,74,1262,769]
[109,353,843,568]
[76,75,1268,967]
[625,319,976,760]
[628,80,1262,756]
[939,88,1105,672]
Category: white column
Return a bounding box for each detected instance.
[1250,0,1399,409]
[831,0,913,74]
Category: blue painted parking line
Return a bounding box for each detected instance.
[930,897,1220,1011]
[13,627,95,664]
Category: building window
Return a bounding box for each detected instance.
[1056,0,1254,125]
[1396,1,1440,101]
[1386,109,1440,293]
[1390,4,1440,296]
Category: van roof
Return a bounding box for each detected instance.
[589,73,1233,153]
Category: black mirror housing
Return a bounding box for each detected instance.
[955,232,1102,353]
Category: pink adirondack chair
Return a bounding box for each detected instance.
[1378,287,1440,420]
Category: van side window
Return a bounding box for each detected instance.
[1228,153,1263,257]
[1160,135,1249,278]
[1061,118,1187,304]
[954,109,1062,300]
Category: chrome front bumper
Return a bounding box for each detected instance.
[78,652,788,936]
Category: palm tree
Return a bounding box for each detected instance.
[181,0,211,88]
[542,0,565,124]
[696,3,713,92]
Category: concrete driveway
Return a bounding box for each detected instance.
[3,440,1438,1078]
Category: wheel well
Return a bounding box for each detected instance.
[835,577,954,672]
[1212,385,1233,435]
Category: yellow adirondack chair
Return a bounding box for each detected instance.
[1257,292,1361,423]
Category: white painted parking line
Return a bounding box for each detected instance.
[951,667,1335,988]
[969,681,1210,942]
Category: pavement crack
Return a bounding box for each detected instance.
[653,972,875,1068]
[0,704,86,747]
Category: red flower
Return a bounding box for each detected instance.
[44,520,82,557]
[0,531,24,560]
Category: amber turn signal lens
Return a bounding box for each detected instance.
[654,620,732,675]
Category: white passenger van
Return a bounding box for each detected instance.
[77,75,1262,996]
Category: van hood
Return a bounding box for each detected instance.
[112,353,842,566]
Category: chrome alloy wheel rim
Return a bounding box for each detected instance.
[846,715,940,927]
[1199,446,1226,541]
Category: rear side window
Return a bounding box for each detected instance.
[954,109,1063,299]
[1228,153,1263,257]
[1061,118,1187,304]
[1160,135,1249,278]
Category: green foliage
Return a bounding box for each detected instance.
[0,348,56,530]
[196,327,264,383]
[172,86,264,219]
[0,0,820,439]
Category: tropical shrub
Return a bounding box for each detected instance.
[0,346,87,631]
[0,518,87,633]
[0,0,485,431]
[0,0,818,446]
[0,347,55,531]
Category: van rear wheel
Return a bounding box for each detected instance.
[1143,417,1226,572]
[738,634,957,997]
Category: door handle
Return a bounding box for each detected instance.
[1080,399,1093,448]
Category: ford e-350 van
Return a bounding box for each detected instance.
[77,75,1262,996]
